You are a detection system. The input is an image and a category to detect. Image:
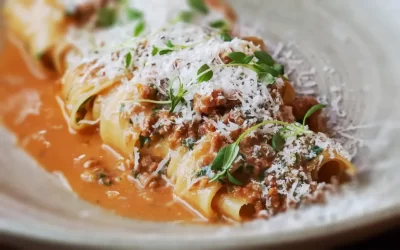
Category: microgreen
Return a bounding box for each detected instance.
[166,40,175,48]
[223,51,284,85]
[209,20,227,29]
[188,0,209,14]
[151,46,159,56]
[127,8,143,20]
[308,145,323,159]
[97,7,117,27]
[134,20,145,37]
[302,104,326,127]
[168,77,187,112]
[139,135,151,148]
[220,32,233,41]
[125,52,132,68]
[271,104,326,151]
[197,64,213,83]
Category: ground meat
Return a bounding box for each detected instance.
[279,105,296,123]
[168,124,188,148]
[239,135,275,176]
[210,133,225,152]
[140,115,157,137]
[232,183,265,213]
[198,119,217,135]
[193,89,227,114]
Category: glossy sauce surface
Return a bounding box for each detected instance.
[0,38,199,222]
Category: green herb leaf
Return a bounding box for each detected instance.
[227,172,243,186]
[254,51,274,66]
[221,33,233,42]
[166,40,175,48]
[127,8,143,20]
[151,46,159,56]
[177,11,194,23]
[243,55,254,64]
[188,0,209,14]
[302,104,326,127]
[159,49,173,55]
[125,52,132,68]
[197,64,213,83]
[139,135,151,148]
[134,20,145,37]
[228,52,246,63]
[253,63,279,77]
[182,137,196,150]
[209,20,226,29]
[97,7,117,27]
[272,130,286,151]
[273,63,284,75]
[210,143,239,172]
[258,72,276,85]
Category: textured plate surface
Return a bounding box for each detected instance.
[1,0,400,249]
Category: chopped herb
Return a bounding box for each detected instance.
[209,20,226,29]
[125,52,132,68]
[151,46,159,56]
[188,0,209,14]
[133,20,145,37]
[309,145,324,158]
[221,32,233,41]
[197,64,213,83]
[195,166,212,178]
[182,138,196,150]
[273,63,284,75]
[97,7,117,27]
[127,8,143,20]
[139,135,151,148]
[302,104,326,127]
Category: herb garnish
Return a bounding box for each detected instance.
[271,104,326,151]
[177,11,194,23]
[220,32,233,42]
[209,20,227,29]
[209,104,326,184]
[188,0,209,14]
[134,20,145,37]
[152,40,193,56]
[97,7,117,27]
[125,52,132,68]
[139,135,151,148]
[182,137,196,150]
[197,64,213,83]
[127,8,143,20]
[168,77,187,112]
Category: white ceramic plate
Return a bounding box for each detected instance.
[1,0,400,249]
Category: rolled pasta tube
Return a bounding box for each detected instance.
[310,150,357,183]
[169,135,223,219]
[99,84,153,157]
[212,191,255,221]
[61,63,122,130]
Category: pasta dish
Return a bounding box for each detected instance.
[0,0,356,222]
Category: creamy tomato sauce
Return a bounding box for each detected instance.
[0,38,199,222]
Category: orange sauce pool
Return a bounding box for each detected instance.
[0,38,199,222]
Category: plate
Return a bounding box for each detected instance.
[0,0,400,249]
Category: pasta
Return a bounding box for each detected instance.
[3,0,357,222]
